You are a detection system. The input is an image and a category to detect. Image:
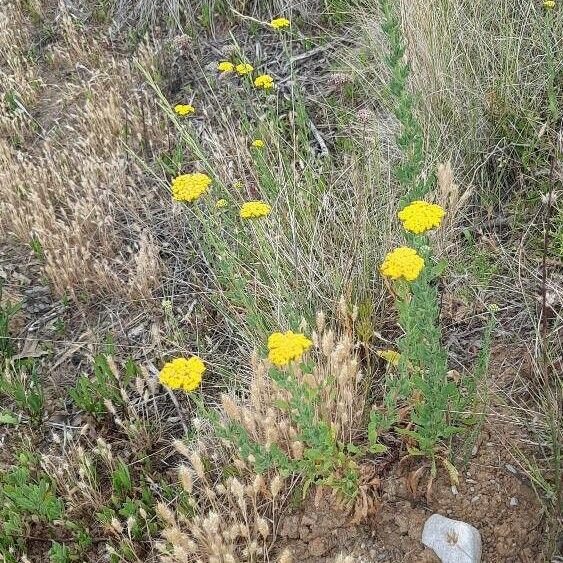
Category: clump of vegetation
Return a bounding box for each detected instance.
[0,0,561,560]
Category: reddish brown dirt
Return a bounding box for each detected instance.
[277,422,544,562]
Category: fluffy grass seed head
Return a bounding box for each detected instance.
[240,201,271,219]
[267,331,313,367]
[174,104,195,117]
[254,74,274,89]
[380,247,425,282]
[218,61,235,72]
[270,17,290,29]
[397,200,445,234]
[543,0,555,8]
[215,198,228,209]
[251,139,265,148]
[236,63,254,75]
[171,173,212,202]
[159,357,205,392]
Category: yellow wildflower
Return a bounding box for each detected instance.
[174,104,195,117]
[159,357,205,392]
[251,139,265,148]
[240,201,271,219]
[215,198,228,209]
[543,0,555,8]
[254,74,274,89]
[270,17,290,29]
[398,200,446,234]
[218,61,235,72]
[233,181,244,190]
[236,63,254,75]
[376,349,401,367]
[380,247,425,282]
[268,331,312,367]
[171,173,212,202]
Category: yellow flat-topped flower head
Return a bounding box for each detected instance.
[159,356,205,392]
[543,0,555,8]
[254,74,274,89]
[218,61,235,72]
[240,201,271,219]
[270,17,290,29]
[215,198,228,209]
[251,139,265,148]
[236,63,254,75]
[171,173,212,202]
[380,247,425,282]
[398,200,445,234]
[268,331,312,367]
[174,104,195,117]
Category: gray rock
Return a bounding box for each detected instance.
[422,514,482,563]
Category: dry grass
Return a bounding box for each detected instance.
[0,0,561,561]
[0,3,165,302]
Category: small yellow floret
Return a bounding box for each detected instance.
[218,61,235,72]
[236,63,254,75]
[215,199,228,209]
[267,331,312,367]
[380,247,425,282]
[171,173,212,202]
[174,104,195,116]
[270,17,290,29]
[543,0,555,8]
[254,74,274,89]
[159,356,205,392]
[251,139,265,148]
[233,181,244,190]
[240,201,271,219]
[398,200,445,234]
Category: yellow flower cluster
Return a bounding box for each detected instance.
[544,0,555,8]
[236,63,254,75]
[398,200,445,234]
[240,201,271,219]
[251,139,265,148]
[218,61,235,72]
[254,74,274,89]
[270,17,290,29]
[159,356,205,392]
[268,331,312,367]
[171,173,212,202]
[380,247,425,282]
[215,198,228,209]
[174,104,195,116]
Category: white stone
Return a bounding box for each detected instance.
[422,513,482,563]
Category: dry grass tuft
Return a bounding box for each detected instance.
[0,4,166,302]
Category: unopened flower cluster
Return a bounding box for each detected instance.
[380,247,425,282]
[171,173,212,202]
[398,200,445,234]
[268,331,312,367]
[159,357,205,392]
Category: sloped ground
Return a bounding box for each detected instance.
[1,1,561,562]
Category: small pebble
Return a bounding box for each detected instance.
[505,463,517,474]
[510,497,519,507]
